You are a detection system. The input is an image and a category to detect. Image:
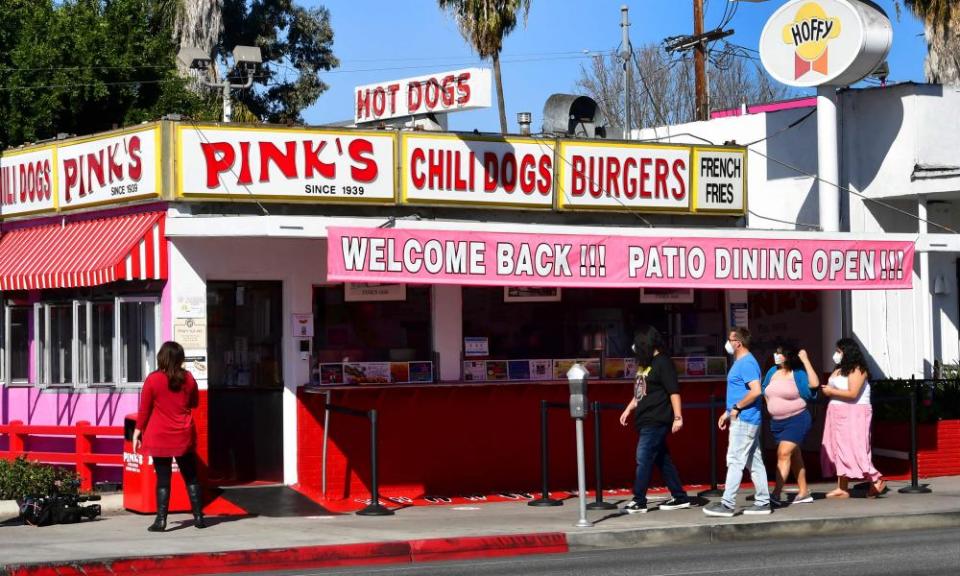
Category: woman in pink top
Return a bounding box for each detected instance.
[761,346,820,506]
[820,338,885,498]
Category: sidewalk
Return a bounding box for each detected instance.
[2,477,959,575]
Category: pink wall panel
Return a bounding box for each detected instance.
[0,387,140,426]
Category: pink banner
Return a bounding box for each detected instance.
[326,227,915,290]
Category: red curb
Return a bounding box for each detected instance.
[2,533,569,576]
[410,533,569,563]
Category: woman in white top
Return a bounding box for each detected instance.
[820,338,885,498]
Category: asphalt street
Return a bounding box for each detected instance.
[250,527,960,576]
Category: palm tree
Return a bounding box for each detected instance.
[162,0,223,80]
[439,0,531,133]
[899,0,960,84]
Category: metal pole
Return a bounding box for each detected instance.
[357,409,394,515]
[899,377,932,494]
[574,417,593,527]
[587,401,616,510]
[529,400,563,506]
[817,85,843,371]
[321,390,331,498]
[699,394,723,497]
[693,0,707,121]
[620,5,632,140]
[222,81,232,123]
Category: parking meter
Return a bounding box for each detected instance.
[566,362,593,527]
[567,363,589,418]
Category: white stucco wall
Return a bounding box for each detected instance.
[168,236,328,485]
[637,84,960,378]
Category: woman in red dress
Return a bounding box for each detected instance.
[132,341,206,532]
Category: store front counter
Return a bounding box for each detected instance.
[296,378,728,503]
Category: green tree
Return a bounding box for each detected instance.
[174,0,339,124]
[897,0,960,84]
[0,0,215,150]
[438,0,531,134]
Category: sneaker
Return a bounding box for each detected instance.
[744,503,773,515]
[792,493,814,504]
[622,500,649,514]
[703,502,736,517]
[659,497,691,511]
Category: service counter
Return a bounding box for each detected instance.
[296,378,729,503]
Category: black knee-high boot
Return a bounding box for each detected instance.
[148,487,169,532]
[187,484,207,529]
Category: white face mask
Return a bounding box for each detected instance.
[832,351,843,365]
[725,340,735,355]
[773,353,785,366]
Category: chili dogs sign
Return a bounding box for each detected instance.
[327,227,914,291]
[355,68,492,124]
[759,0,892,88]
[0,146,56,218]
[176,125,395,203]
[401,133,554,209]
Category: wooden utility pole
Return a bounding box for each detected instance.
[693,0,708,121]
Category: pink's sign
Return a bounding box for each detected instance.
[326,227,915,290]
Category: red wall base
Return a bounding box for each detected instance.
[297,381,729,502]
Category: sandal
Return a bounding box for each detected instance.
[869,479,887,497]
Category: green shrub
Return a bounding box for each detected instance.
[872,379,960,423]
[0,457,80,501]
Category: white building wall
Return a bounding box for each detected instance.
[639,85,960,378]
[168,236,329,486]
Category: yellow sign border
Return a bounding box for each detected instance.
[690,146,748,216]
[54,124,164,213]
[0,143,59,219]
[174,123,398,206]
[399,131,556,210]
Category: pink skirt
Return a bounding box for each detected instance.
[821,402,882,482]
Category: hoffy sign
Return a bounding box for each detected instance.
[355,68,492,124]
[759,0,892,88]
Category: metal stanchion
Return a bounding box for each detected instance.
[698,395,723,497]
[899,377,932,494]
[529,400,563,507]
[356,408,394,516]
[586,400,617,510]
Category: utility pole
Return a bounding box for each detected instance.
[693,0,708,121]
[620,5,632,140]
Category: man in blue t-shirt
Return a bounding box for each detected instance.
[703,327,771,517]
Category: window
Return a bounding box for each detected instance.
[29,295,158,387]
[9,307,29,383]
[118,298,158,385]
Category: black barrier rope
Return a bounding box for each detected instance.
[325,403,394,516]
[530,397,726,510]
[528,400,567,507]
[872,376,933,494]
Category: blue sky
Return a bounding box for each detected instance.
[302,0,927,132]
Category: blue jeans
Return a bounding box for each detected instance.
[633,423,686,505]
[722,418,770,508]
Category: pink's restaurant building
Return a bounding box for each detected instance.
[0,118,922,505]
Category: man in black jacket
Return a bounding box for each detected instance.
[618,326,690,513]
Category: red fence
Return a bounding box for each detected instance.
[0,420,124,491]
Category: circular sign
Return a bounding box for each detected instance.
[759,0,892,88]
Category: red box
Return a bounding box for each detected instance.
[123,414,190,513]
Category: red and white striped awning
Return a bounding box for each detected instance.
[0,212,167,290]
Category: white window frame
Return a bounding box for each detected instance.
[28,295,160,388]
[6,304,31,386]
[116,296,160,388]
